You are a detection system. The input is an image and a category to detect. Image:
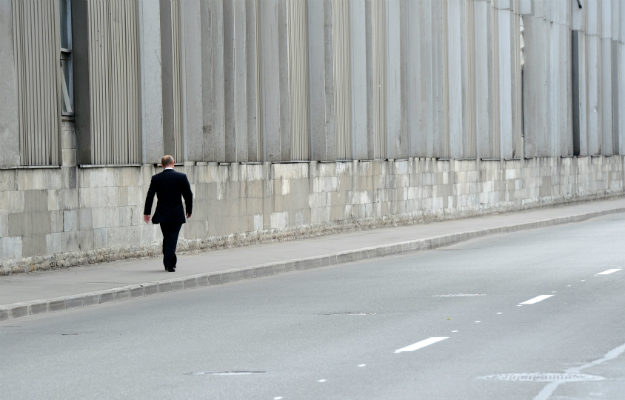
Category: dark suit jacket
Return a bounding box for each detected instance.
[143,169,193,224]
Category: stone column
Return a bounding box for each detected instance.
[246,0,261,162]
[287,0,309,161]
[571,3,589,156]
[447,0,464,160]
[258,0,283,161]
[432,0,449,158]
[308,0,328,160]
[223,0,251,162]
[138,0,164,164]
[371,0,387,159]
[402,0,423,157]
[619,0,625,154]
[202,0,225,162]
[475,0,492,159]
[601,0,613,155]
[349,0,368,160]
[0,0,20,167]
[586,0,602,155]
[496,2,514,159]
[180,0,203,161]
[386,0,403,159]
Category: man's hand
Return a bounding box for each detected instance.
[144,215,150,224]
[186,213,191,219]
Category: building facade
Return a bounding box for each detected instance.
[1,0,624,272]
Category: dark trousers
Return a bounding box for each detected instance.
[160,222,183,269]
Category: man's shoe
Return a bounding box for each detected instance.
[166,267,176,272]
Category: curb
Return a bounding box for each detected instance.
[1,207,624,322]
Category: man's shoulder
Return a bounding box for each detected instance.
[154,169,186,177]
[170,170,188,179]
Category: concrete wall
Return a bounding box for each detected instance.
[2,154,624,274]
[1,0,625,271]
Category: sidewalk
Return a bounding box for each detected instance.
[2,197,625,321]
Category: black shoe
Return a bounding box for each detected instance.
[166,267,176,272]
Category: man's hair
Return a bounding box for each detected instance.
[161,155,175,167]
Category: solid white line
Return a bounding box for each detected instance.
[519,295,554,305]
[395,337,449,354]
[596,268,621,275]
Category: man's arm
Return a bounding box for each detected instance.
[143,177,156,223]
[182,175,193,218]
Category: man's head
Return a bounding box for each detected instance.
[161,155,175,168]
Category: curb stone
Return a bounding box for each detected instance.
[1,207,624,322]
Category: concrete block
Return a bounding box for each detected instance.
[61,149,76,167]
[46,233,63,254]
[0,236,21,260]
[21,235,47,257]
[24,190,49,211]
[0,213,6,237]
[7,213,27,236]
[117,187,129,206]
[10,304,29,319]
[50,211,64,233]
[0,190,24,213]
[29,302,49,315]
[63,210,78,232]
[16,170,43,191]
[117,207,133,227]
[78,208,93,230]
[0,171,16,191]
[94,228,108,248]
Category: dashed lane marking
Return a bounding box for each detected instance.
[596,268,621,276]
[519,295,553,305]
[395,337,449,354]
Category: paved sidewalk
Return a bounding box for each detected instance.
[2,197,625,321]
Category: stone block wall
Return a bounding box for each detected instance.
[1,155,624,274]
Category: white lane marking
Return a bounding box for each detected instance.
[580,280,586,282]
[534,342,625,400]
[395,337,449,354]
[497,312,503,315]
[519,295,554,305]
[451,330,459,333]
[274,397,283,400]
[317,379,327,383]
[596,268,621,275]
[475,320,481,324]
[358,364,366,368]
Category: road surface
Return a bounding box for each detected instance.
[2,213,625,399]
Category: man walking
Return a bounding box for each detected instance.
[143,155,193,272]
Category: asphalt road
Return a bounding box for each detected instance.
[2,214,625,400]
